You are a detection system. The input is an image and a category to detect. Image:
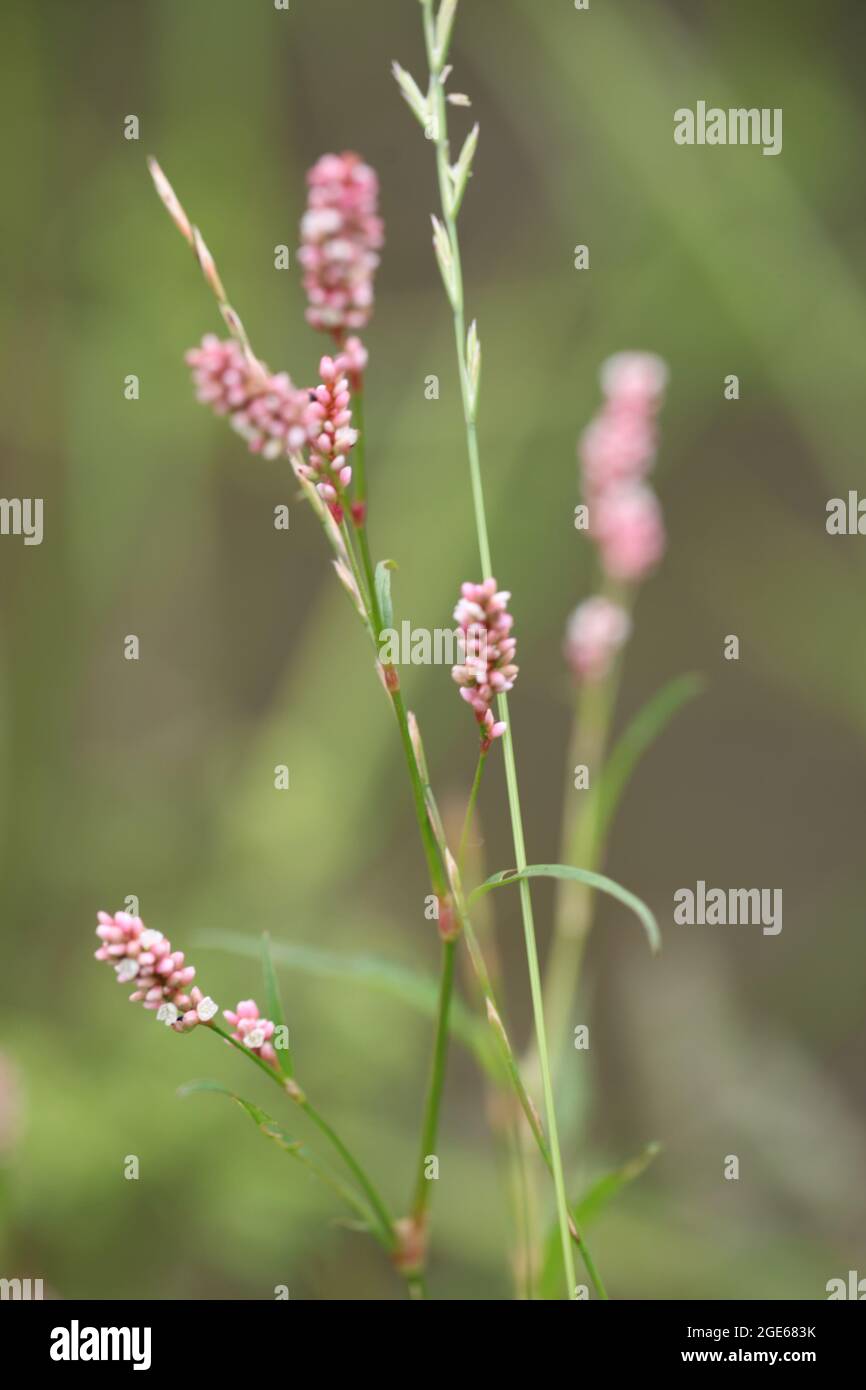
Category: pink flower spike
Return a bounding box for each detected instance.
[600,351,668,409]
[579,351,669,587]
[452,580,518,749]
[564,596,632,683]
[224,999,280,1070]
[94,911,210,1032]
[303,357,359,523]
[185,335,309,461]
[298,153,384,335]
[336,335,368,389]
[592,483,666,582]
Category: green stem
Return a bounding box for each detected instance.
[420,0,576,1299]
[506,1118,534,1300]
[207,1020,396,1251]
[412,938,457,1217]
[351,388,379,607]
[539,581,631,1089]
[576,1228,609,1302]
[338,516,374,623]
[393,684,448,893]
[540,673,618,1085]
[339,520,448,898]
[300,1096,396,1252]
[458,748,487,878]
[338,400,456,1273]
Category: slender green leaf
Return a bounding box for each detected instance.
[468,864,661,954]
[538,1143,662,1300]
[594,674,705,854]
[178,1079,381,1239]
[573,1142,662,1227]
[260,931,292,1078]
[374,558,397,632]
[196,928,490,1062]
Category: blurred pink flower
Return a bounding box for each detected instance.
[600,351,668,409]
[298,152,384,335]
[335,335,369,391]
[94,911,217,1033]
[592,483,666,583]
[186,335,309,459]
[224,1000,278,1068]
[564,596,632,683]
[452,579,517,751]
[186,335,251,413]
[579,350,669,584]
[579,410,657,497]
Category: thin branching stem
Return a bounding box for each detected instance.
[412,938,457,1218]
[419,0,577,1299]
[206,1021,397,1251]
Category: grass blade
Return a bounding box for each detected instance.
[196,928,490,1063]
[538,1143,662,1300]
[593,674,705,854]
[468,864,661,954]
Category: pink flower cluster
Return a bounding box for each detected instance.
[563,596,632,684]
[223,1000,279,1069]
[186,335,309,458]
[94,911,217,1032]
[452,579,517,751]
[185,338,370,515]
[298,152,384,335]
[579,351,668,583]
[297,355,359,523]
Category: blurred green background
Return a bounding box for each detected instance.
[1,0,865,1300]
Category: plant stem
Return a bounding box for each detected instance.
[338,515,374,620]
[540,672,618,1086]
[338,408,456,1273]
[392,685,448,894]
[301,1096,396,1251]
[420,0,577,1299]
[575,1226,609,1302]
[538,583,631,1090]
[412,938,457,1218]
[458,748,487,877]
[351,387,379,607]
[207,1020,396,1251]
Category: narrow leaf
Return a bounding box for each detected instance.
[178,1080,381,1238]
[196,929,490,1064]
[573,1142,662,1227]
[593,674,705,855]
[538,1143,662,1300]
[469,863,660,954]
[407,710,452,866]
[261,931,292,1078]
